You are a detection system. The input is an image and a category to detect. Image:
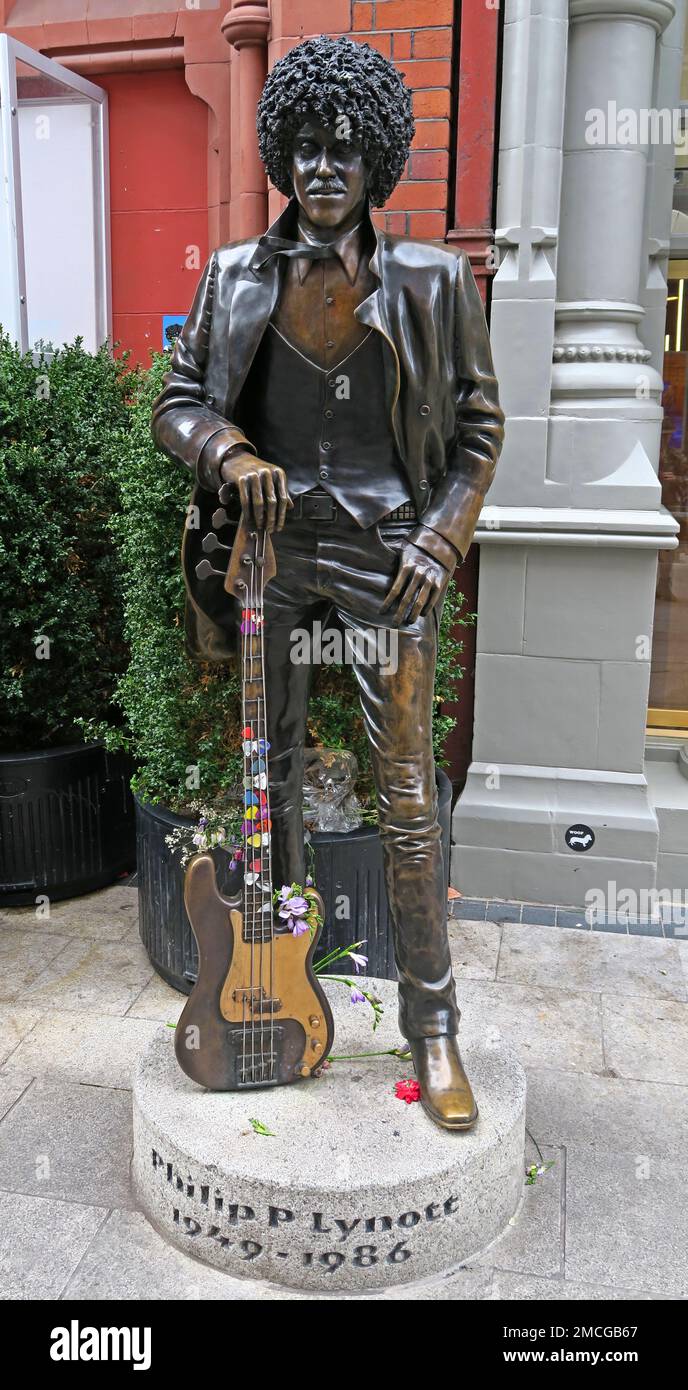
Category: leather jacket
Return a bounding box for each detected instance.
[151,199,504,662]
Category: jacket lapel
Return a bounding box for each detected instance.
[356,227,404,457]
[226,202,298,412]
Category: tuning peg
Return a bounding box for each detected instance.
[202,532,231,555]
[218,483,233,506]
[212,507,229,530]
[195,558,226,581]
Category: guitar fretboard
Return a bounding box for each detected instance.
[240,600,273,943]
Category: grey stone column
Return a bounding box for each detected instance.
[452,0,680,907]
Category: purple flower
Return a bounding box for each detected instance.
[350,987,366,1004]
[276,886,311,936]
[348,951,368,974]
[278,895,308,926]
[306,875,314,887]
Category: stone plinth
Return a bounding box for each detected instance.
[132,979,526,1293]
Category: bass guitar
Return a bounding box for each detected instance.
[175,510,334,1090]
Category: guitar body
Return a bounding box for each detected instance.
[175,853,335,1090]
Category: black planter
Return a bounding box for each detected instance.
[136,768,453,993]
[0,742,135,907]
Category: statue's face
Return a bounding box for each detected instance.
[291,118,369,230]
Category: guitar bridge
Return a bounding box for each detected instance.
[227,1024,285,1087]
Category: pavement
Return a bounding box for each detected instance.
[0,884,686,1301]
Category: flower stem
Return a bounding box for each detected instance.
[329,1048,411,1062]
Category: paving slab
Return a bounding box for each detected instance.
[0,1077,134,1209]
[0,885,138,942]
[379,1265,495,1300]
[0,1189,106,1299]
[457,979,604,1075]
[0,929,72,1001]
[0,1072,32,1123]
[491,1271,676,1300]
[3,1011,162,1089]
[126,973,185,1024]
[0,1005,42,1067]
[498,923,687,1001]
[474,1144,562,1278]
[565,1144,688,1295]
[18,938,154,1017]
[448,918,502,979]
[601,994,688,1086]
[526,1067,688,1152]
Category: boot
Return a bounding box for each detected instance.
[409,1035,478,1131]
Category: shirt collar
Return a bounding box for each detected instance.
[295,221,365,285]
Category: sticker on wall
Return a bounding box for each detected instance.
[565,824,595,853]
[162,314,187,351]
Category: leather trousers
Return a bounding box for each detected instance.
[261,507,460,1040]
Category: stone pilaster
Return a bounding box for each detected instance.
[453,0,680,907]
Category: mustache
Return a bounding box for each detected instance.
[307,180,346,194]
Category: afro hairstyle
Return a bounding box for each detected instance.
[256,35,415,209]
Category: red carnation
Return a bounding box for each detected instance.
[394,1078,421,1104]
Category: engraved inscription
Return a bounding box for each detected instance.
[151,1147,460,1275]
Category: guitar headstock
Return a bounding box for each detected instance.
[224,515,277,599]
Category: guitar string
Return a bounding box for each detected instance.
[257,530,275,1082]
[250,544,264,1084]
[249,544,259,1082]
[240,559,250,1081]
[257,541,268,1082]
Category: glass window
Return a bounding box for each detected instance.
[648,84,688,731]
[0,36,110,354]
[650,267,688,729]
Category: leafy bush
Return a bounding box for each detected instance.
[0,333,129,751]
[89,356,244,820]
[94,353,473,824]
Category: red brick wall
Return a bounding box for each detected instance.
[353,0,454,239]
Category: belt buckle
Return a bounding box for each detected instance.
[304,493,337,522]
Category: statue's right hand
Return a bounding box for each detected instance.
[219,448,292,533]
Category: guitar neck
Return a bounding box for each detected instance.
[241,609,273,943]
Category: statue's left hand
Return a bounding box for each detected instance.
[380,543,451,624]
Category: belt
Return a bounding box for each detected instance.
[290,490,417,524]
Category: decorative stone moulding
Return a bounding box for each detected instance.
[221,1,270,50]
[553,345,652,361]
[569,0,675,31]
[552,302,662,397]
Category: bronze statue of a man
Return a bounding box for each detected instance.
[152,36,504,1129]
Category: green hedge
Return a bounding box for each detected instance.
[0,333,129,751]
[91,356,244,820]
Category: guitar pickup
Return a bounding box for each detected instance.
[231,985,282,1013]
[252,996,282,1014]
